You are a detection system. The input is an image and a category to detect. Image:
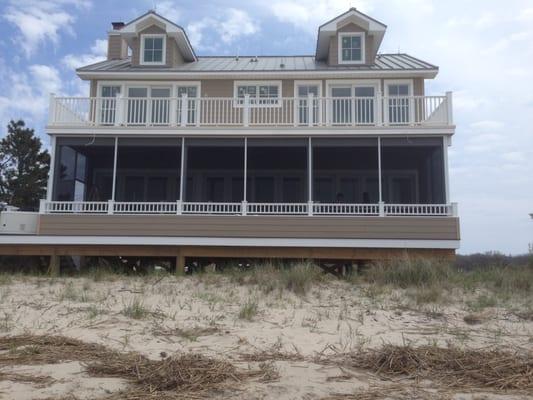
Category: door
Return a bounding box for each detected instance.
[100,86,120,124]
[354,86,375,124]
[387,83,411,124]
[127,87,148,124]
[331,87,352,124]
[150,87,171,125]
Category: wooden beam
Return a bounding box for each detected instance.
[0,244,455,260]
[48,255,60,276]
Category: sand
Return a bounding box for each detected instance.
[0,274,531,399]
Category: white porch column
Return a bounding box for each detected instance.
[48,93,56,125]
[180,94,188,127]
[179,137,186,202]
[307,137,313,216]
[46,135,56,201]
[446,91,454,125]
[242,137,248,216]
[378,136,383,204]
[307,93,314,127]
[243,94,250,127]
[443,136,451,204]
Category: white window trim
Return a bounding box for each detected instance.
[293,80,323,98]
[140,34,166,66]
[233,80,282,107]
[384,79,414,97]
[338,32,365,65]
[325,79,381,96]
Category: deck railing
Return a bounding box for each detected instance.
[39,200,458,217]
[49,93,453,128]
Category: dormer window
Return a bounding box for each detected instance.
[140,34,166,65]
[338,32,365,64]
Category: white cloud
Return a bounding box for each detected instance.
[219,9,258,43]
[187,8,258,51]
[3,0,91,56]
[153,1,181,24]
[62,38,107,69]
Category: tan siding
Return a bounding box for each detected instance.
[89,80,97,97]
[202,80,233,97]
[328,23,373,66]
[107,34,127,60]
[38,215,460,241]
[414,78,425,96]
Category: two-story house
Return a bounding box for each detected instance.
[0,8,459,272]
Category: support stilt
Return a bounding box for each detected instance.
[48,255,60,277]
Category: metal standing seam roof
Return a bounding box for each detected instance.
[77,53,438,73]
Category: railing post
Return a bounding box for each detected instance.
[170,97,178,126]
[107,200,114,215]
[376,95,382,126]
[48,93,56,125]
[451,202,458,217]
[115,93,124,126]
[176,200,182,215]
[383,95,389,126]
[379,201,385,217]
[307,200,313,216]
[241,200,247,216]
[180,93,188,127]
[39,199,47,214]
[307,93,314,127]
[243,94,250,127]
[446,91,453,125]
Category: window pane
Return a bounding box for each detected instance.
[351,36,361,48]
[351,49,361,61]
[152,50,163,62]
[151,88,170,97]
[102,86,120,97]
[354,87,374,97]
[145,38,154,50]
[342,49,351,61]
[153,38,163,50]
[128,88,148,97]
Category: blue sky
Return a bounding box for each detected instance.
[0,0,532,254]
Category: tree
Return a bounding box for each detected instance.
[0,120,50,211]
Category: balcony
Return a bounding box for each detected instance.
[48,93,453,129]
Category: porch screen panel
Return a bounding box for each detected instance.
[184,139,244,202]
[312,138,378,203]
[53,137,115,201]
[115,138,181,202]
[247,139,308,203]
[381,137,445,204]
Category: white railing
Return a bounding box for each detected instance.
[182,202,242,214]
[42,201,109,214]
[39,200,458,217]
[113,202,177,214]
[384,204,454,216]
[48,93,453,128]
[247,203,308,215]
[313,203,380,215]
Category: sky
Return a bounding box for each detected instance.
[0,0,532,254]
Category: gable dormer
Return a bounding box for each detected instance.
[316,8,386,66]
[107,10,197,67]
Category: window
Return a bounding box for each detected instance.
[296,83,320,125]
[141,34,165,65]
[235,82,281,106]
[100,86,121,125]
[338,32,365,64]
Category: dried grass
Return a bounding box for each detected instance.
[0,370,55,388]
[322,384,453,400]
[0,335,275,399]
[329,344,533,390]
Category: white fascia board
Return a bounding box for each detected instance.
[0,235,460,250]
[76,69,439,80]
[45,126,456,137]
